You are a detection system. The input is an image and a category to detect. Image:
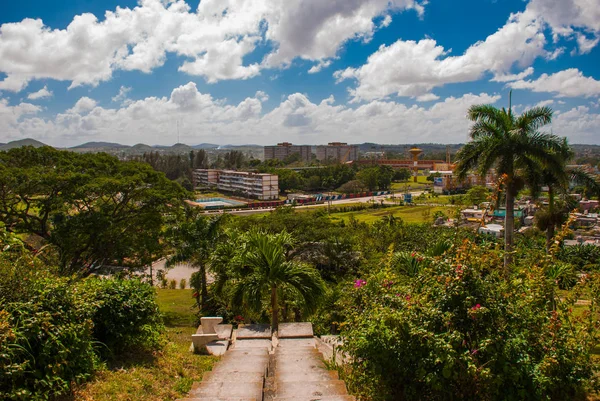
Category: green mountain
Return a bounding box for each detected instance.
[0,138,49,151]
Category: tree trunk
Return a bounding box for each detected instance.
[546,186,555,252]
[504,187,515,271]
[271,285,279,332]
[200,263,208,311]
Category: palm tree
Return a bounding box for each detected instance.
[531,138,600,251]
[166,210,226,310]
[455,98,564,269]
[220,230,325,331]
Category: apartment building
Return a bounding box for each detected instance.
[193,169,279,200]
[264,142,312,162]
[315,142,358,163]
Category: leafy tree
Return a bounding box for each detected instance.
[455,102,564,268]
[357,167,379,191]
[215,230,325,330]
[394,168,411,182]
[0,147,185,275]
[166,210,226,311]
[466,185,490,206]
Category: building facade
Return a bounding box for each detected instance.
[264,142,312,162]
[193,169,279,200]
[315,142,358,163]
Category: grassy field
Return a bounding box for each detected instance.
[329,205,457,224]
[392,176,432,191]
[70,289,216,401]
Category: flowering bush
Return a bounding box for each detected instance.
[340,240,598,401]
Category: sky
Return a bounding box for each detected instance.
[0,0,599,147]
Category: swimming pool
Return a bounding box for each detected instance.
[195,197,246,208]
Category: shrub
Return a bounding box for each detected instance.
[180,278,187,289]
[0,239,97,400]
[169,279,177,289]
[80,277,164,356]
[340,240,598,401]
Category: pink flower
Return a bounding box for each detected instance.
[471,304,481,310]
[354,279,367,288]
[405,295,411,301]
[411,252,416,258]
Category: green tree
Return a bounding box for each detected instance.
[455,102,564,269]
[357,167,379,191]
[466,185,490,206]
[218,230,325,331]
[166,210,226,311]
[0,147,185,275]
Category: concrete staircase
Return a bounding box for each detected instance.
[178,347,270,401]
[265,338,354,401]
[180,323,353,401]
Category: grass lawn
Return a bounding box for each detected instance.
[329,205,457,224]
[70,289,216,401]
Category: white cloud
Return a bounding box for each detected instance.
[509,69,600,98]
[308,60,332,74]
[416,93,440,102]
[27,85,52,100]
[491,67,535,83]
[0,83,503,146]
[67,97,98,114]
[549,105,600,144]
[335,11,547,101]
[380,15,393,28]
[576,33,599,54]
[0,0,427,91]
[112,86,132,104]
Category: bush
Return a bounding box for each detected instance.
[180,278,187,289]
[0,239,97,400]
[340,240,598,401]
[80,277,164,356]
[169,279,177,289]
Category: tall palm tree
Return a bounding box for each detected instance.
[455,100,564,269]
[166,210,226,310]
[221,230,325,331]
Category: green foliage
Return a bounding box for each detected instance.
[465,185,490,206]
[179,278,187,289]
[341,240,598,401]
[169,279,177,289]
[558,245,600,271]
[0,146,186,275]
[0,232,97,400]
[80,277,164,356]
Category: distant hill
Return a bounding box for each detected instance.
[193,143,219,149]
[0,138,49,151]
[132,143,154,151]
[71,142,131,149]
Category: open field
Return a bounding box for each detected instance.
[328,204,457,224]
[69,289,215,401]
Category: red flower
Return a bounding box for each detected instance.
[192,291,199,298]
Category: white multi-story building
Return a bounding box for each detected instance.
[315,142,358,163]
[193,169,279,200]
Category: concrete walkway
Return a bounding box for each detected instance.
[179,323,354,401]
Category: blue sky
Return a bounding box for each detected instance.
[1,0,599,146]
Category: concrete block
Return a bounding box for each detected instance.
[192,333,219,351]
[206,340,229,356]
[216,324,233,339]
[275,370,339,382]
[201,317,223,334]
[278,322,313,338]
[202,371,264,383]
[237,324,271,339]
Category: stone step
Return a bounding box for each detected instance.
[180,397,257,401]
[220,354,270,364]
[277,339,316,348]
[274,346,319,354]
[202,371,265,383]
[234,339,273,350]
[273,396,355,401]
[211,361,268,374]
[275,380,348,398]
[189,380,263,400]
[274,369,339,382]
[226,348,270,357]
[273,353,322,362]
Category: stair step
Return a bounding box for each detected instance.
[277,339,316,348]
[211,362,268,374]
[181,398,257,401]
[275,380,348,398]
[225,349,270,357]
[189,380,263,400]
[202,371,265,382]
[274,360,326,370]
[275,369,339,382]
[221,354,270,364]
[273,396,355,401]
